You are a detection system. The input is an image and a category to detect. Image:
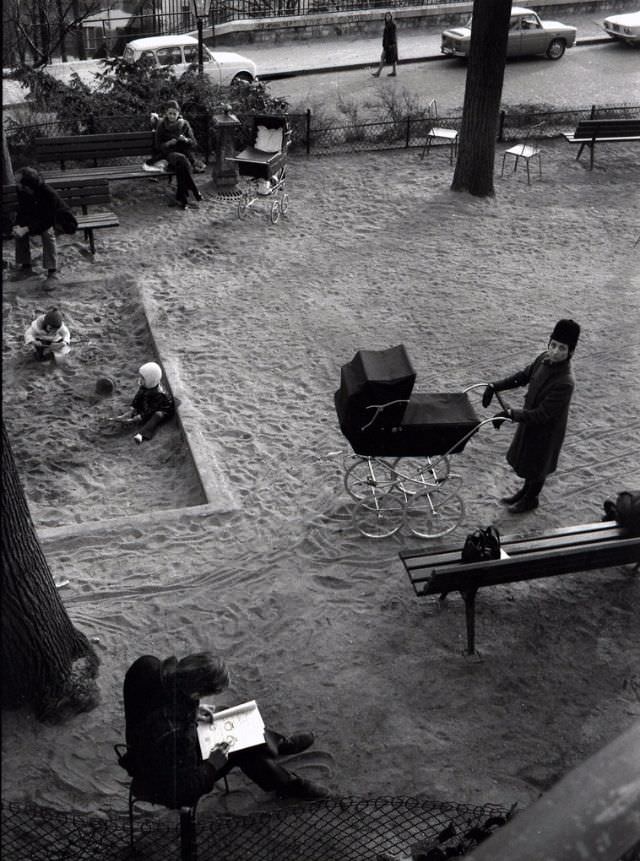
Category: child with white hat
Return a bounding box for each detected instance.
[112,361,175,444]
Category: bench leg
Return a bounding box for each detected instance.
[84,228,96,255]
[461,587,479,655]
[179,806,197,861]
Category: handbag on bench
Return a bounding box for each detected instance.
[461,526,501,563]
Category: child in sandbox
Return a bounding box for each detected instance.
[112,362,175,445]
[24,307,71,363]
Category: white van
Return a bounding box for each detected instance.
[123,35,257,86]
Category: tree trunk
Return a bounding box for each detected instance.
[1,421,100,724]
[451,0,512,197]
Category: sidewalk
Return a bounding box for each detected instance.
[239,12,611,79]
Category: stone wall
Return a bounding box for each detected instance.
[209,0,637,46]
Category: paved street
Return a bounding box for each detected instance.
[265,41,640,116]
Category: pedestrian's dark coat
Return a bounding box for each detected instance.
[382,19,398,63]
[493,352,575,480]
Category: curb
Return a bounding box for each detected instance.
[259,36,612,81]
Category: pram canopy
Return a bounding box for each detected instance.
[226,114,290,180]
[335,344,480,457]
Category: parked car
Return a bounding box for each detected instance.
[123,35,257,85]
[602,10,640,45]
[441,6,577,60]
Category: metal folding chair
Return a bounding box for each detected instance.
[420,99,459,165]
[114,743,229,860]
[501,126,543,185]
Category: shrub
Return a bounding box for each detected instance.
[6,61,290,162]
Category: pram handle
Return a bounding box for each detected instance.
[361,400,410,431]
[463,383,508,411]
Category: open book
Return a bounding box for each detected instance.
[197,700,266,758]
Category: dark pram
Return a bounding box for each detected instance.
[335,344,487,538]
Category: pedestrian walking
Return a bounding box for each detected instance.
[372,12,398,77]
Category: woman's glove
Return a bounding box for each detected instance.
[482,385,495,408]
[492,409,512,429]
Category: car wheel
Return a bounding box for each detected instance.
[546,38,566,59]
[231,72,253,85]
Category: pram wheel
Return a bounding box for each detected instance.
[353,492,404,539]
[270,200,281,224]
[391,455,450,493]
[280,193,290,217]
[344,457,398,501]
[404,488,464,539]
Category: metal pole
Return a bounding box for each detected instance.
[210,3,216,48]
[197,16,204,75]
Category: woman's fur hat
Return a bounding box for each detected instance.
[550,319,580,351]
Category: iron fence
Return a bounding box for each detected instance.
[5,103,639,170]
[212,0,470,24]
[1,796,512,861]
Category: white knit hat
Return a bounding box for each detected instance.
[138,362,162,387]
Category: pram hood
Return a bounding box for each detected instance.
[334,344,416,441]
[335,344,480,457]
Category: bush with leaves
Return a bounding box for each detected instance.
[6,60,290,164]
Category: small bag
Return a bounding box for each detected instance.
[54,206,78,235]
[461,526,501,563]
[603,491,640,535]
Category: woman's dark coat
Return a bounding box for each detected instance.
[382,20,398,63]
[493,352,575,480]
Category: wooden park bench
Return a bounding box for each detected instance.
[3,178,119,255]
[400,521,640,655]
[562,118,640,170]
[34,131,175,184]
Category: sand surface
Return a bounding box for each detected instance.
[2,140,640,823]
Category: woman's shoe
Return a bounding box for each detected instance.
[278,732,315,756]
[500,488,525,505]
[509,496,539,514]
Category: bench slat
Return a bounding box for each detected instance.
[41,166,174,183]
[77,212,119,229]
[564,133,640,143]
